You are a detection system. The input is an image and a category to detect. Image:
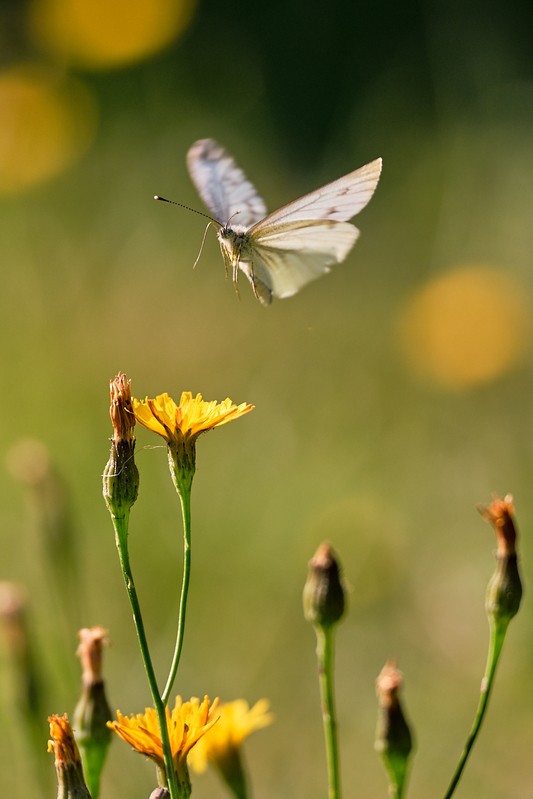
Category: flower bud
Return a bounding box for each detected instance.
[48,713,92,798]
[303,542,345,629]
[375,660,413,798]
[73,627,112,799]
[103,373,139,520]
[478,495,522,628]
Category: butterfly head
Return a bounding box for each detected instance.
[217,223,250,255]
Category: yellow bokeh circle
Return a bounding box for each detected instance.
[395,265,531,390]
[0,65,97,194]
[28,0,196,70]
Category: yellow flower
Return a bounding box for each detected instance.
[132,392,253,495]
[188,699,273,774]
[132,392,253,445]
[107,696,219,773]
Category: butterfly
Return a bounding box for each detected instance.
[185,138,382,305]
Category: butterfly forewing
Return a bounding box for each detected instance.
[249,158,382,231]
[187,139,267,227]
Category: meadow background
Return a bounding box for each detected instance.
[1,0,532,797]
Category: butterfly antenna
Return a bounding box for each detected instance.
[153,195,220,226]
[226,209,242,226]
[193,221,215,270]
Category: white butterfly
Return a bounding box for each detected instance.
[186,138,382,305]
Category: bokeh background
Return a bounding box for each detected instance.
[1,0,532,796]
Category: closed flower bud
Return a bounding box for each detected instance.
[73,627,112,799]
[478,496,522,628]
[103,373,139,520]
[303,542,345,629]
[375,660,413,799]
[48,714,92,799]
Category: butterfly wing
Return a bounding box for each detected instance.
[237,158,381,302]
[249,157,382,229]
[187,139,267,227]
[239,220,359,303]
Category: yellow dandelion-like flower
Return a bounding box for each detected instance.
[133,391,254,495]
[108,696,219,774]
[132,392,253,445]
[188,699,273,775]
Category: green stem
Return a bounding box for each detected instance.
[316,625,341,799]
[442,620,508,799]
[112,512,180,799]
[162,456,193,705]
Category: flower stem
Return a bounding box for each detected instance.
[163,456,193,705]
[112,512,180,799]
[316,626,341,799]
[442,619,508,799]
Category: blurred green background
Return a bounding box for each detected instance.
[1,0,532,796]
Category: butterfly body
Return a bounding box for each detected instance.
[187,138,382,305]
[217,223,259,298]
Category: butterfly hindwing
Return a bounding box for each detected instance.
[242,220,359,301]
[253,219,359,261]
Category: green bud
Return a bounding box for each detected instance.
[303,542,345,629]
[375,660,413,799]
[73,628,113,799]
[103,440,139,518]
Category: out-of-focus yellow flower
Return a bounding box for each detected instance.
[188,699,273,774]
[0,65,97,194]
[133,392,254,445]
[28,0,197,70]
[108,696,218,775]
[395,265,531,390]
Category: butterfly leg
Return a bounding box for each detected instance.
[219,247,241,298]
[231,257,241,299]
[219,245,230,280]
[247,259,262,303]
